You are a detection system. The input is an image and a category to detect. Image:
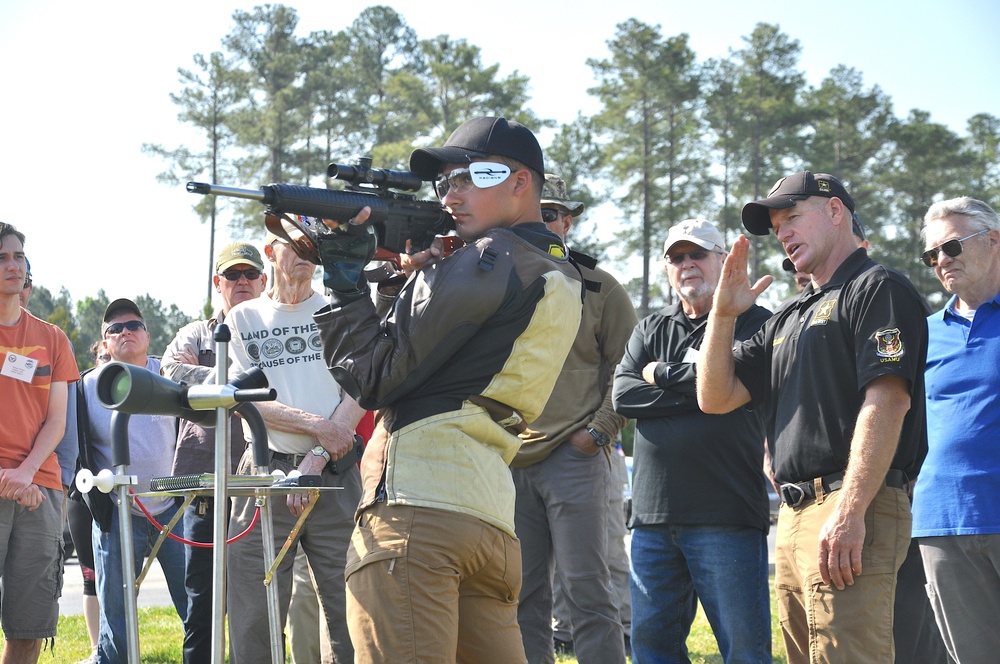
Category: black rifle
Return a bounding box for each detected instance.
[186,157,455,264]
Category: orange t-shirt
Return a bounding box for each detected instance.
[0,309,80,491]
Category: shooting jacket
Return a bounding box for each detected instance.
[314,222,583,536]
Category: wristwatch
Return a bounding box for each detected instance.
[587,428,610,447]
[310,445,331,463]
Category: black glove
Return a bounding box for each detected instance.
[316,222,378,303]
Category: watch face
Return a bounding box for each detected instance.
[589,429,610,446]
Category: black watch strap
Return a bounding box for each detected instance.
[587,428,610,447]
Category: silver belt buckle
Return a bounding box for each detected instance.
[780,482,806,508]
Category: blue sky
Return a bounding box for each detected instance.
[2,0,997,315]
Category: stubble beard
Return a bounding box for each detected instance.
[679,282,713,302]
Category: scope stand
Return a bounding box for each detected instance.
[208,324,284,664]
[211,325,235,664]
[108,411,141,664]
[93,325,285,664]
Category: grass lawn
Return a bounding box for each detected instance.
[15,586,787,663]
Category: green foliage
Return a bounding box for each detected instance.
[801,66,894,187]
[75,292,109,369]
[588,20,707,317]
[22,286,194,371]
[962,113,1000,206]
[877,110,972,306]
[133,3,997,314]
[545,115,608,261]
[133,294,194,358]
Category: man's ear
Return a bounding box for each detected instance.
[561,214,574,237]
[828,197,848,225]
[510,169,533,197]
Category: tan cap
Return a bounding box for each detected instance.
[216,241,264,273]
[663,219,725,257]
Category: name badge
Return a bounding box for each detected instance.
[2,352,38,384]
[683,346,700,364]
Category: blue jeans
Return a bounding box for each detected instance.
[630,524,771,664]
[93,499,188,664]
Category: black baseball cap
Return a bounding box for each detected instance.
[742,171,856,236]
[103,298,142,323]
[851,212,866,242]
[409,116,544,180]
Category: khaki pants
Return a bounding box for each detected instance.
[775,483,910,664]
[346,503,527,664]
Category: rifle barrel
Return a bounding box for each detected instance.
[186,182,265,202]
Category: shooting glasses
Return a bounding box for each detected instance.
[434,162,512,198]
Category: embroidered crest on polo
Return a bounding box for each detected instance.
[810,299,837,326]
[875,328,904,358]
[469,162,512,188]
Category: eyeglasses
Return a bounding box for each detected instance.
[220,268,262,282]
[434,162,512,198]
[541,209,568,223]
[920,229,989,267]
[104,320,146,337]
[665,250,719,265]
[22,278,31,289]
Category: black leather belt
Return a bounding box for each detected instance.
[779,469,907,509]
[270,450,309,466]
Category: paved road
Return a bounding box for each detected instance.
[60,556,174,616]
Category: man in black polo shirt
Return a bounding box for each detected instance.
[697,171,928,663]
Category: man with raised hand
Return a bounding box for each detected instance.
[697,171,928,663]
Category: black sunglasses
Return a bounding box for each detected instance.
[104,320,146,337]
[920,229,989,267]
[221,268,262,282]
[541,209,568,223]
[666,250,717,265]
